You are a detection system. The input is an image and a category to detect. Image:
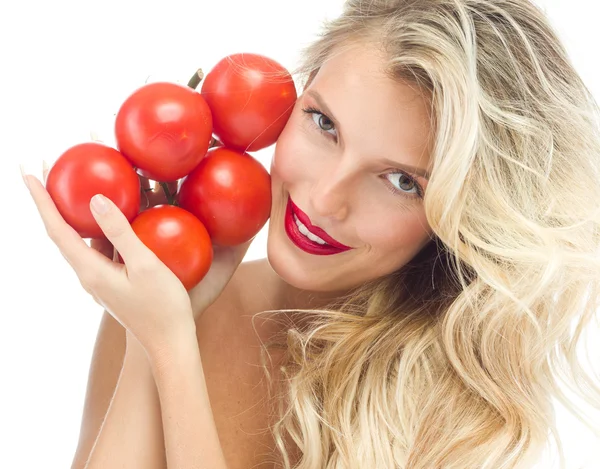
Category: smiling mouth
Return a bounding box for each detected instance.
[284,196,353,256]
[291,213,328,244]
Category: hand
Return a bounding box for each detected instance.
[86,170,249,319]
[89,173,176,261]
[83,133,235,318]
[133,172,251,317]
[22,165,246,356]
[127,146,244,318]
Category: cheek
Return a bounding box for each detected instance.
[271,115,317,187]
[358,206,431,255]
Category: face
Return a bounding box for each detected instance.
[267,43,434,293]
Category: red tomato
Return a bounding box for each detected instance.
[46,142,140,239]
[115,82,213,182]
[131,205,213,290]
[201,53,297,152]
[177,147,271,246]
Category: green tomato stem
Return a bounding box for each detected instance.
[187,69,204,89]
[160,182,178,206]
[187,67,221,150]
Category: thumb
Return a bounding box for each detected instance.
[89,194,150,267]
[188,238,253,315]
[212,237,253,271]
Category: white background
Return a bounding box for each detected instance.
[2,0,599,467]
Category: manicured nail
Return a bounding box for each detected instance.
[42,160,50,184]
[20,164,30,190]
[91,194,109,214]
[90,130,103,143]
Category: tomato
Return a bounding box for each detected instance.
[131,205,213,290]
[115,82,213,182]
[46,142,140,239]
[200,53,297,152]
[177,147,271,246]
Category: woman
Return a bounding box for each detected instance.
[21,0,600,467]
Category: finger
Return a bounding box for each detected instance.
[202,238,254,289]
[24,174,115,274]
[89,193,156,267]
[189,238,254,309]
[213,237,254,265]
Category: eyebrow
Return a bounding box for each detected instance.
[381,159,431,180]
[305,89,431,181]
[306,89,340,128]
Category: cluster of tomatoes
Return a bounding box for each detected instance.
[46,53,298,290]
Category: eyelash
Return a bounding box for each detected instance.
[302,106,338,140]
[384,171,424,199]
[301,106,425,200]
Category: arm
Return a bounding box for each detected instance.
[83,331,167,469]
[71,311,126,469]
[24,173,241,469]
[149,323,229,469]
[72,236,169,468]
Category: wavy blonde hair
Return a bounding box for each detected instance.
[260,1,600,467]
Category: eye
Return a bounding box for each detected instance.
[385,171,424,199]
[302,107,338,139]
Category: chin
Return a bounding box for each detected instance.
[268,237,374,297]
[266,236,342,293]
[266,239,320,291]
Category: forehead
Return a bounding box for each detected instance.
[305,43,433,171]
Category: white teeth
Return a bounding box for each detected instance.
[293,214,328,245]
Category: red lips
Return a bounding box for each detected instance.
[284,196,352,256]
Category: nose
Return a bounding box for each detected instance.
[308,164,355,221]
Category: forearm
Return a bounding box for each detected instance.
[84,334,167,469]
[71,311,126,469]
[150,326,229,469]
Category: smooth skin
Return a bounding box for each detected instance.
[24,44,434,468]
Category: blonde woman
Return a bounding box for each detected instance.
[21,0,600,467]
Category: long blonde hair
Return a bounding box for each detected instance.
[263,1,600,467]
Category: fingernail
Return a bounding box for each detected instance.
[42,160,50,184]
[20,164,30,190]
[89,130,103,143]
[91,194,109,214]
